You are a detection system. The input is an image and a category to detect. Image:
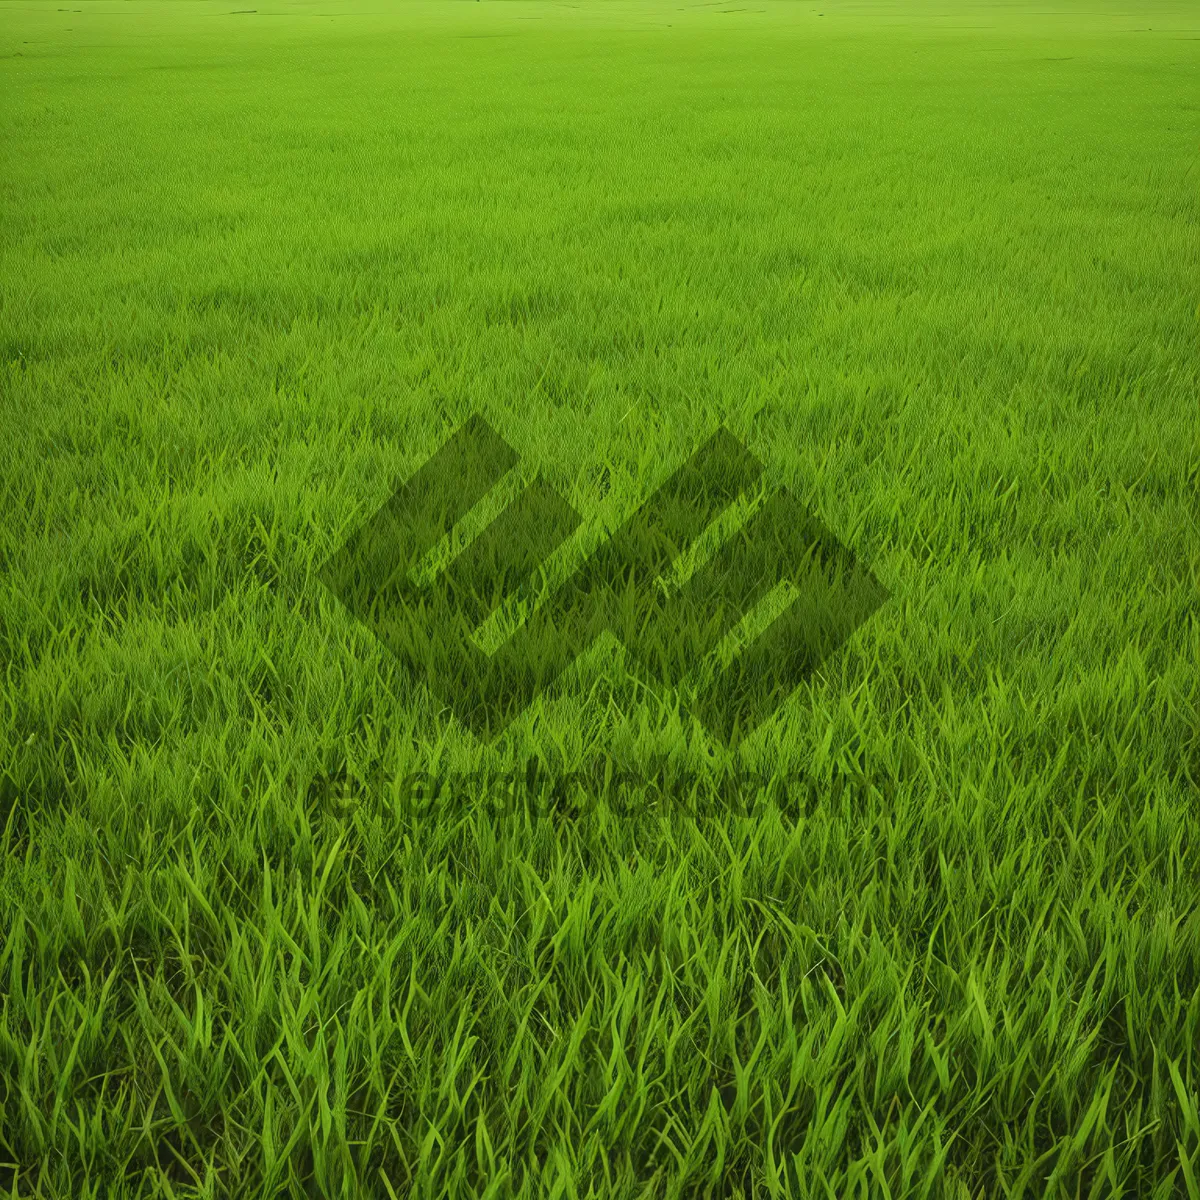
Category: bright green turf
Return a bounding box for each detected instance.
[2,0,1199,1195]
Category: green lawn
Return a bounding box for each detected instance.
[2,0,1199,1195]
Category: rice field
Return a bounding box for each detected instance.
[1,0,1198,1195]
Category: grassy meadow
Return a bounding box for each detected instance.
[2,0,1199,1194]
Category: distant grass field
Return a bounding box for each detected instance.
[2,0,1199,1195]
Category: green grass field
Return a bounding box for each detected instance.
[2,0,1199,1194]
